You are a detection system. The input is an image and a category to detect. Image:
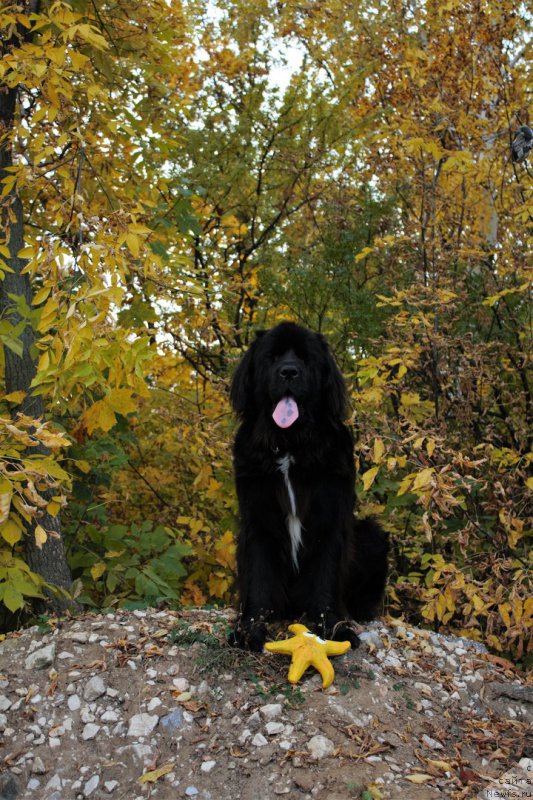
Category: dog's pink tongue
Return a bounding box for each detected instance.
[272,397,299,428]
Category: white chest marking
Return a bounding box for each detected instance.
[277,454,302,570]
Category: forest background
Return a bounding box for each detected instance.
[0,0,531,665]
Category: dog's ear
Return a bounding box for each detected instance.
[230,336,261,416]
[319,335,349,422]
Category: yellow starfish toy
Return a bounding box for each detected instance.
[264,623,351,689]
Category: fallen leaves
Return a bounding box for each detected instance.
[342,724,391,761]
[406,773,434,783]
[138,763,174,784]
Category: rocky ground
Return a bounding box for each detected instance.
[0,608,531,800]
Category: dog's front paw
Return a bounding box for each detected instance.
[307,612,361,650]
[329,621,360,649]
[228,618,267,652]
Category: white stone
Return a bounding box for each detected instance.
[67,695,81,711]
[85,775,100,796]
[127,713,159,738]
[172,678,190,692]
[101,710,119,723]
[104,780,119,793]
[307,735,335,759]
[81,707,96,723]
[265,722,284,735]
[25,644,56,670]
[259,703,283,721]
[45,774,62,791]
[67,631,89,643]
[0,696,11,712]
[200,760,216,773]
[239,729,251,745]
[82,723,100,741]
[31,756,47,774]
[252,733,268,747]
[147,697,162,712]
[422,734,443,750]
[83,676,107,702]
[247,711,261,729]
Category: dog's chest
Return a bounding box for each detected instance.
[276,454,303,569]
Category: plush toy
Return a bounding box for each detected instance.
[264,623,351,689]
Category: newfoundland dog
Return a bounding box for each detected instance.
[229,321,389,652]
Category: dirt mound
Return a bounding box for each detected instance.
[0,608,530,799]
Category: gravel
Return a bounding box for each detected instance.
[0,608,529,800]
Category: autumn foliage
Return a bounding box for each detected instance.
[0,1,531,663]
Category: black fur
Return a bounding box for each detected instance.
[229,322,388,651]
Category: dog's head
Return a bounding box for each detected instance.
[230,322,348,426]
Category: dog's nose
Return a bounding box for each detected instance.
[279,365,299,381]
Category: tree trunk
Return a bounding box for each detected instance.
[1,2,74,612]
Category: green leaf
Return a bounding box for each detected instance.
[3,583,24,613]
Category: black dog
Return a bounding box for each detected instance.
[229,322,388,652]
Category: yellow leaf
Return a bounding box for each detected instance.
[444,586,455,613]
[354,246,374,262]
[362,466,379,491]
[471,594,485,612]
[46,499,62,517]
[401,391,420,406]
[526,477,533,491]
[34,525,47,549]
[17,246,35,259]
[436,593,446,620]
[397,473,414,496]
[91,562,106,580]
[75,460,91,473]
[215,530,236,569]
[3,390,26,403]
[373,438,385,463]
[70,50,89,69]
[107,388,137,415]
[427,760,452,771]
[426,438,436,457]
[126,232,140,257]
[1,517,21,545]
[82,400,116,434]
[0,481,12,525]
[411,468,434,492]
[511,598,523,624]
[406,774,434,784]
[498,603,511,628]
[138,763,174,784]
[32,285,52,306]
